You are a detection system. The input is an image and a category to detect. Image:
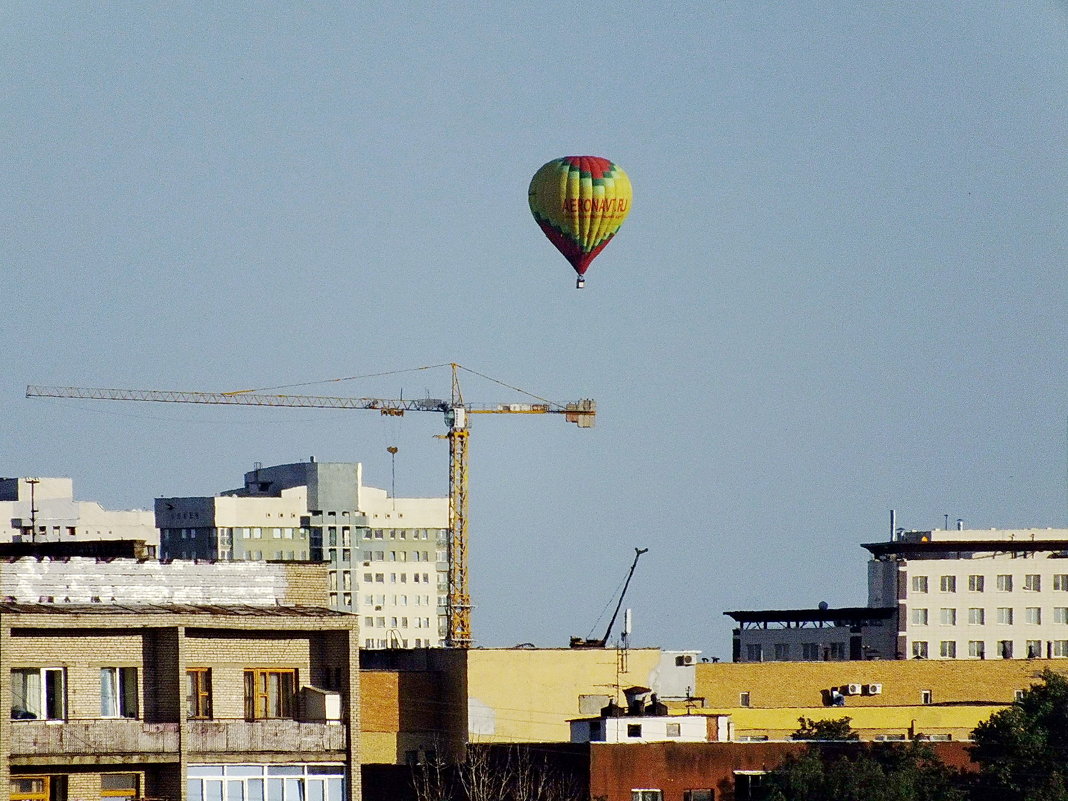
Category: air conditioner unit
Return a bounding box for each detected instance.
[867,683,883,695]
[846,684,863,695]
[676,654,695,666]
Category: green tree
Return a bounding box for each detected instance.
[766,718,966,801]
[791,716,860,741]
[970,669,1068,801]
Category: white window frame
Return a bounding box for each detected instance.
[100,667,139,719]
[11,667,66,721]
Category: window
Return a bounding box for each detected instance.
[1055,607,1068,624]
[940,575,957,593]
[940,641,957,658]
[828,642,846,660]
[912,641,929,659]
[969,575,985,592]
[912,576,929,593]
[1054,640,1068,657]
[739,691,751,707]
[1027,640,1042,658]
[969,640,986,659]
[1024,575,1041,592]
[100,667,138,718]
[997,575,1013,592]
[627,723,642,738]
[734,773,766,801]
[1015,689,1026,701]
[101,774,138,800]
[911,608,928,625]
[939,608,957,625]
[773,643,790,661]
[666,722,681,737]
[921,689,933,705]
[1025,607,1041,625]
[243,669,297,720]
[10,777,57,801]
[745,644,763,662]
[187,668,212,719]
[1054,575,1068,592]
[999,640,1014,659]
[10,667,65,720]
[997,608,1014,625]
[969,607,986,625]
[632,792,662,801]
[801,642,820,661]
[684,792,714,801]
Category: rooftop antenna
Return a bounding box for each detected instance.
[27,478,40,542]
[386,446,398,510]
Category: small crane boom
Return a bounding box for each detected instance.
[570,546,648,648]
[27,363,595,648]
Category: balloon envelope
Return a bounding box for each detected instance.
[528,156,632,281]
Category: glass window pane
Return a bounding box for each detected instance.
[247,780,264,801]
[189,768,225,778]
[227,781,244,801]
[188,781,204,801]
[326,780,343,801]
[268,780,284,801]
[206,781,224,801]
[226,767,264,778]
[285,780,304,801]
[307,781,324,801]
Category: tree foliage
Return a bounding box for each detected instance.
[970,669,1068,801]
[766,718,966,801]
[791,716,860,741]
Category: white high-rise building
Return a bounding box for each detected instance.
[156,460,449,648]
[0,476,158,548]
[866,526,1068,660]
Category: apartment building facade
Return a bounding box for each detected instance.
[1,558,360,801]
[867,527,1068,661]
[0,478,158,550]
[156,461,449,649]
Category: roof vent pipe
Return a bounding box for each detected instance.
[957,518,964,531]
[890,510,897,541]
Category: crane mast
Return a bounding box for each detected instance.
[27,363,595,648]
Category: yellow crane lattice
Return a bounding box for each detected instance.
[27,362,595,648]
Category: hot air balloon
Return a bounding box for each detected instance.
[528,156,632,288]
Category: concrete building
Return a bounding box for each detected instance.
[156,461,448,649]
[725,606,897,664]
[1,557,360,801]
[0,478,158,550]
[867,526,1068,661]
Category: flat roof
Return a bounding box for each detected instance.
[723,607,895,624]
[863,540,1068,557]
[0,602,353,618]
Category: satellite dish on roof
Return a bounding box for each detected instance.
[818,601,829,611]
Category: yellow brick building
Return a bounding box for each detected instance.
[694,658,1067,740]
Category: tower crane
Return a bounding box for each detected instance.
[27,363,595,648]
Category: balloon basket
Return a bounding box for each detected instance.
[575,275,585,289]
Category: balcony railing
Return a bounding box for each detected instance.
[186,720,346,753]
[9,720,179,757]
[8,718,347,757]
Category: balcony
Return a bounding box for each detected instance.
[186,720,347,754]
[9,720,179,759]
[8,719,346,760]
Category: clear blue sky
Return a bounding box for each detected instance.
[4,3,1066,658]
